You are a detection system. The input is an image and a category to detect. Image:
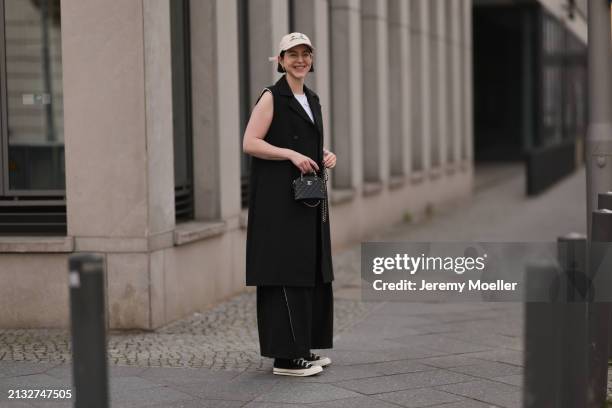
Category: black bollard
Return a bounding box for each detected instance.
[586,210,612,407]
[524,234,589,407]
[69,254,109,408]
[596,193,612,360]
[557,234,588,408]
[523,260,563,408]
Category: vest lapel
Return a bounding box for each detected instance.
[305,90,323,137]
[288,97,315,126]
[276,75,318,129]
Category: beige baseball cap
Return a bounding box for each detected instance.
[268,32,314,63]
[278,32,314,54]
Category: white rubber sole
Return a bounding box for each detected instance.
[310,357,331,367]
[273,365,323,377]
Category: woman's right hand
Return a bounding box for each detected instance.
[289,151,320,174]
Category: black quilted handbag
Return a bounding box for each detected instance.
[292,170,329,222]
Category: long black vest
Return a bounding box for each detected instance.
[246,75,334,286]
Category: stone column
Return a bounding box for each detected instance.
[433,0,448,172]
[463,0,473,164]
[63,0,176,328]
[420,0,432,172]
[190,0,241,221]
[451,0,462,166]
[388,0,411,178]
[329,0,363,189]
[409,0,424,173]
[248,0,289,104]
[361,0,389,185]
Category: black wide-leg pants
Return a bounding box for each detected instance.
[256,274,333,358]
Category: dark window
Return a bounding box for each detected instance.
[445,2,454,164]
[429,0,440,167]
[288,0,295,32]
[0,0,66,235]
[238,0,251,209]
[410,0,423,171]
[538,8,586,148]
[170,0,194,222]
[540,12,564,147]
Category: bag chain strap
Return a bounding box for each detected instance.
[322,168,328,223]
[301,169,328,223]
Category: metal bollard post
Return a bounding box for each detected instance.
[557,233,588,408]
[524,235,588,407]
[69,254,109,408]
[596,193,612,360]
[586,210,612,407]
[523,260,563,408]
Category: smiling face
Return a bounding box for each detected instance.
[278,44,313,81]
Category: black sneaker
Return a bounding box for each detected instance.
[273,358,323,376]
[304,352,331,367]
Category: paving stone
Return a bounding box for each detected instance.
[458,350,523,367]
[448,362,522,380]
[443,332,522,351]
[418,356,484,369]
[363,359,436,376]
[408,325,460,336]
[315,395,402,408]
[0,401,33,408]
[431,401,500,408]
[108,376,164,392]
[138,366,240,385]
[436,379,521,408]
[173,371,279,401]
[325,346,446,367]
[297,364,388,383]
[388,334,494,354]
[254,382,360,404]
[109,385,195,408]
[20,402,70,408]
[374,388,466,407]
[42,366,70,382]
[491,375,522,387]
[0,362,59,378]
[242,402,310,408]
[335,370,475,395]
[146,400,244,408]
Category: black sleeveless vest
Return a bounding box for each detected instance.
[245,75,334,286]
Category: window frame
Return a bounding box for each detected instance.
[0,0,65,198]
[0,0,67,236]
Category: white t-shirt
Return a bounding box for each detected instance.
[293,93,314,123]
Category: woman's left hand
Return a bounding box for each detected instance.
[323,149,336,169]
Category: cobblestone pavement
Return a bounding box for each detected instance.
[0,166,595,408]
[0,293,380,371]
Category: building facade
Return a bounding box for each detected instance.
[473,0,589,194]
[0,0,474,329]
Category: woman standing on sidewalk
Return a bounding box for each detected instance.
[243,32,336,377]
